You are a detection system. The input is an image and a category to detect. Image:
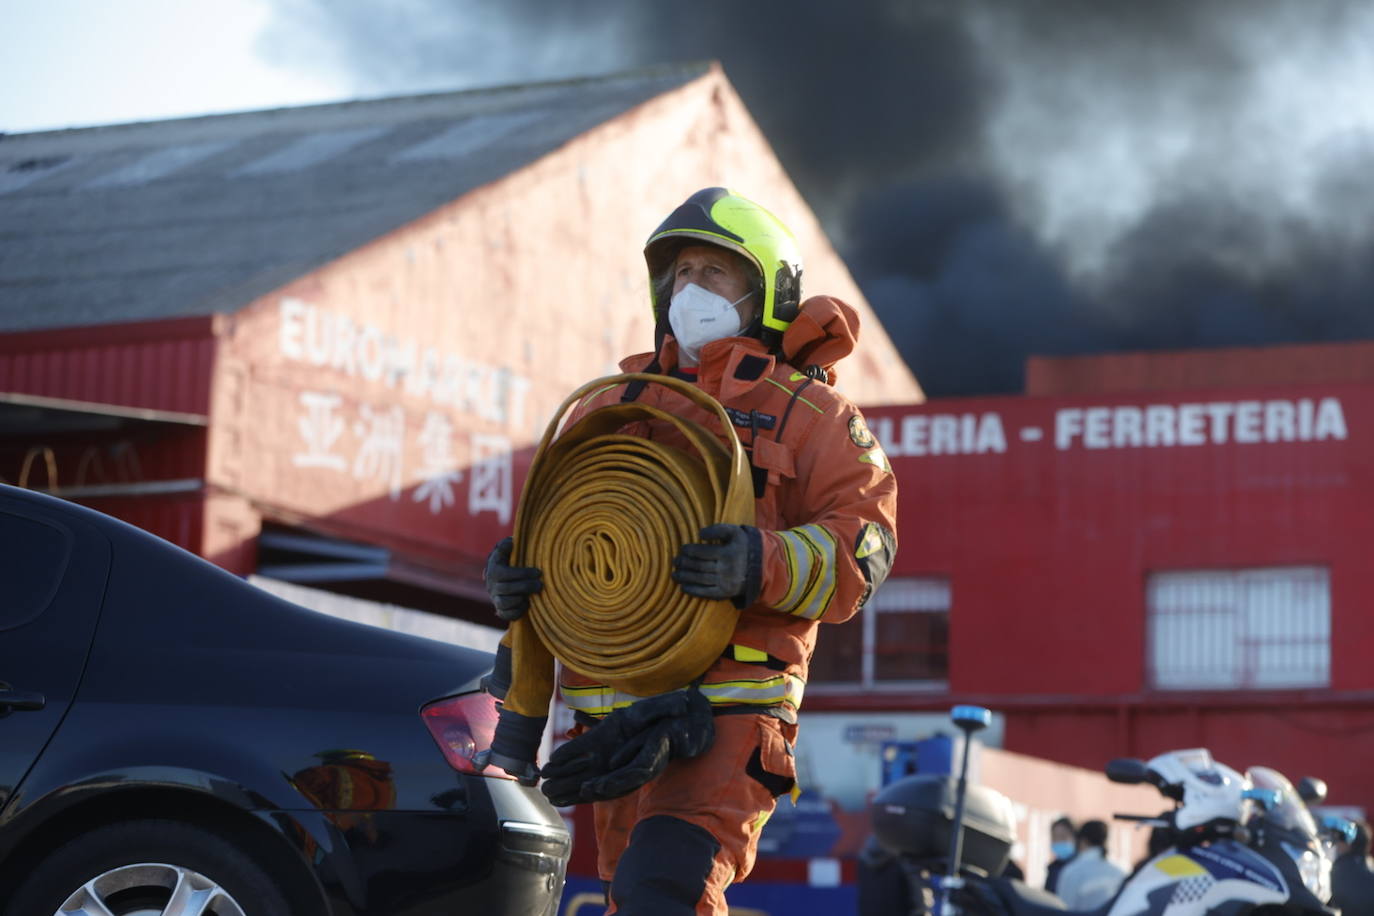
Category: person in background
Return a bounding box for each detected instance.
[1054,819,1125,908]
[1044,816,1076,894]
[1330,818,1374,916]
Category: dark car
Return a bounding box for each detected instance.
[0,484,569,915]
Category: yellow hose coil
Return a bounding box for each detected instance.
[501,373,756,719]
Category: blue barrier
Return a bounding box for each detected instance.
[880,733,953,786]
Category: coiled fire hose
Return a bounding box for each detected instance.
[499,372,756,720]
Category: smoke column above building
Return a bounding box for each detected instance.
[261,0,1374,394]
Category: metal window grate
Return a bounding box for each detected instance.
[810,577,950,687]
[869,578,951,613]
[1147,566,1330,690]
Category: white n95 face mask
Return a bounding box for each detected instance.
[668,283,750,362]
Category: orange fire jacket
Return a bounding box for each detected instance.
[556,296,899,722]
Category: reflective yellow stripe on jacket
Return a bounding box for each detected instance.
[774,524,837,620]
[561,673,806,718]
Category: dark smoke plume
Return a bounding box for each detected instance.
[261,0,1374,396]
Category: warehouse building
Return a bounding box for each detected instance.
[0,62,919,625]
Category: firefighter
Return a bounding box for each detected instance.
[485,188,899,916]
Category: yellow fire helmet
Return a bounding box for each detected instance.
[645,187,804,349]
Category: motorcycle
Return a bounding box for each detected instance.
[869,706,1341,914]
[1244,765,1352,906]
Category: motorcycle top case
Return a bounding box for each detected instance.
[870,774,1016,876]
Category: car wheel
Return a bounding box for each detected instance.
[8,818,293,916]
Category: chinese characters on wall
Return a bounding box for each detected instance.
[290,389,513,522]
[280,298,527,523]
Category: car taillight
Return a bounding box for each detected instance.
[421,692,514,779]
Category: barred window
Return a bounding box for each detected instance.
[810,577,950,688]
[1147,567,1330,690]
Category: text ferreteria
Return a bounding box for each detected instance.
[871,397,1349,457]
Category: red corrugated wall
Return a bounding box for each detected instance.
[864,384,1373,696]
[0,316,220,560]
[0,428,208,490]
[841,378,1374,813]
[75,492,206,556]
[0,316,219,416]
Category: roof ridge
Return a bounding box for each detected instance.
[4,60,715,139]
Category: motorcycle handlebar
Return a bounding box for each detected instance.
[1113,814,1171,826]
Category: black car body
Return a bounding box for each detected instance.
[0,484,569,915]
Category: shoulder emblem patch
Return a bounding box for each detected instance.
[848,415,876,449]
[858,448,891,473]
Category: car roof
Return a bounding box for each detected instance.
[0,483,493,682]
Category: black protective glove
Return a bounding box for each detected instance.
[672,523,762,606]
[539,689,714,807]
[484,536,543,621]
[477,705,546,785]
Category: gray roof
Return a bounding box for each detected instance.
[0,64,707,333]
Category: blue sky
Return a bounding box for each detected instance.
[2,0,350,132]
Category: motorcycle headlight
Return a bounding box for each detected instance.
[1281,840,1331,900]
